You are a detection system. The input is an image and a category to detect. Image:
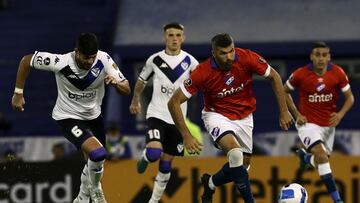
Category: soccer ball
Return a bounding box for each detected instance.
[278,183,308,203]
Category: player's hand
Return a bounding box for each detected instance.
[11,93,25,112]
[129,101,141,114]
[296,114,307,126]
[104,75,119,86]
[329,112,344,126]
[183,134,203,155]
[279,110,294,131]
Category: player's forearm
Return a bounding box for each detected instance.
[14,55,32,92]
[285,93,300,117]
[168,97,191,138]
[269,69,288,113]
[131,80,146,103]
[114,80,131,95]
[338,91,354,117]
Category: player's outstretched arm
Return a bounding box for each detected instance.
[284,84,307,125]
[129,79,146,114]
[168,89,202,154]
[330,88,354,126]
[11,54,33,112]
[266,68,294,130]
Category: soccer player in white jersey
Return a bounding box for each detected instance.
[284,41,354,203]
[129,22,199,203]
[11,33,131,203]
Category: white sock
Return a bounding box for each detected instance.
[74,164,90,202]
[318,162,332,175]
[80,164,90,195]
[310,155,316,168]
[209,176,216,190]
[149,172,170,202]
[88,159,105,188]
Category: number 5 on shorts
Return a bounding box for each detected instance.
[71,125,83,137]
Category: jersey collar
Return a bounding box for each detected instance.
[307,63,333,71]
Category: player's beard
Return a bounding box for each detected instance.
[75,58,91,70]
[219,60,233,71]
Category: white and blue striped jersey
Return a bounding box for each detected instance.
[30,51,126,120]
[139,50,198,124]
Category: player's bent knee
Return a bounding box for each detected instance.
[227,148,243,168]
[89,147,107,162]
[146,147,162,162]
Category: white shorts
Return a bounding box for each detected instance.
[202,111,253,154]
[296,123,335,154]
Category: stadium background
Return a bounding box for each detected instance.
[0,0,359,202]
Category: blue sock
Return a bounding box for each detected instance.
[304,154,312,164]
[212,163,232,186]
[230,165,254,203]
[320,173,341,202]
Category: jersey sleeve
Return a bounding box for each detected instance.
[245,50,271,77]
[285,69,301,90]
[180,65,204,98]
[103,53,127,82]
[336,67,350,92]
[138,56,154,82]
[189,56,199,72]
[30,51,67,72]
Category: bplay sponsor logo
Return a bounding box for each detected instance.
[68,91,96,101]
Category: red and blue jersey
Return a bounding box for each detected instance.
[180,48,270,120]
[286,63,350,126]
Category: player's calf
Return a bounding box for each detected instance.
[137,147,162,174]
[228,148,255,203]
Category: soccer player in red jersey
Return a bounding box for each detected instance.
[168,33,294,203]
[284,41,354,203]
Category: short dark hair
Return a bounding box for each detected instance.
[76,32,99,55]
[163,22,184,32]
[211,33,233,49]
[312,41,329,49]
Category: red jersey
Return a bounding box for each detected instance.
[286,63,350,126]
[180,48,270,120]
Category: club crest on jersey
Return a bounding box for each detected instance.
[91,67,100,77]
[181,61,189,70]
[184,78,192,87]
[177,144,184,153]
[316,83,325,92]
[225,75,234,86]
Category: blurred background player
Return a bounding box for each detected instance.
[284,41,354,203]
[168,33,293,203]
[105,123,132,160]
[129,22,199,203]
[184,118,203,156]
[11,32,131,203]
[52,142,66,161]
